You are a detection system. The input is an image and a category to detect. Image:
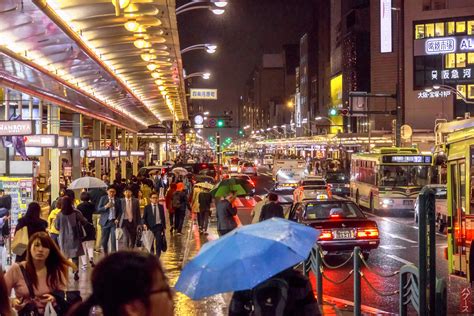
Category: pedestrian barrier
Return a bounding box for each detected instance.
[303,245,422,316]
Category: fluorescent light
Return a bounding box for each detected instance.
[212,9,225,15]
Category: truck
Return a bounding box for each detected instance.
[272,159,307,188]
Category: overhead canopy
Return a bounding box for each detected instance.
[0,0,187,132]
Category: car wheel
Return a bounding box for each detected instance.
[362,252,370,261]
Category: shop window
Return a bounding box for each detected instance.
[469,53,474,65]
[447,21,455,35]
[468,21,474,35]
[457,53,467,68]
[425,23,435,37]
[435,23,444,36]
[457,85,467,99]
[415,24,425,39]
[445,53,456,69]
[456,21,466,34]
[468,85,474,99]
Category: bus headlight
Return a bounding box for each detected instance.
[382,199,394,207]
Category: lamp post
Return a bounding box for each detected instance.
[181,44,217,55]
[184,72,211,80]
[176,0,228,16]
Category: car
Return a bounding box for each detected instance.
[263,154,273,168]
[229,173,256,195]
[325,171,350,196]
[293,177,331,202]
[414,184,447,233]
[239,162,258,176]
[228,158,241,172]
[288,197,380,260]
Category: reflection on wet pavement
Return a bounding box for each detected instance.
[69,213,232,315]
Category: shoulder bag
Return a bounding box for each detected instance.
[12,226,29,256]
[51,290,82,316]
[18,265,41,316]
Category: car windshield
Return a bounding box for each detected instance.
[435,187,447,199]
[303,180,326,186]
[378,165,430,187]
[302,185,327,191]
[305,202,365,220]
[244,163,254,167]
[325,172,348,183]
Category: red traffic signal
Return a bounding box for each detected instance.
[339,108,349,116]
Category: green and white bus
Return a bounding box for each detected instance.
[350,148,432,213]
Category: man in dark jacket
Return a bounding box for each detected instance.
[259,193,284,222]
[97,186,122,254]
[216,191,238,237]
[143,192,166,258]
[198,187,213,234]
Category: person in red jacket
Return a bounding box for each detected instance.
[165,183,177,233]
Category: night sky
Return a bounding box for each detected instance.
[177,0,315,117]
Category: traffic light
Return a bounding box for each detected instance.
[217,119,225,128]
[238,129,244,136]
[329,108,337,116]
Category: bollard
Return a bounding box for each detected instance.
[315,246,323,304]
[354,247,361,316]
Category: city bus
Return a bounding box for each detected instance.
[436,117,474,280]
[350,147,432,213]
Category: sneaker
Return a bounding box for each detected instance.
[74,272,79,281]
[81,265,87,271]
[89,260,95,268]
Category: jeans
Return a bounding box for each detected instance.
[174,208,186,233]
[101,220,117,254]
[81,240,95,266]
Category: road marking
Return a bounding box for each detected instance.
[386,233,418,244]
[380,245,407,250]
[387,254,414,265]
[322,295,395,315]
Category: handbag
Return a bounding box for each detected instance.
[12,226,29,256]
[18,265,40,316]
[51,290,82,315]
[82,222,96,241]
[160,231,167,252]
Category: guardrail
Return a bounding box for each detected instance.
[303,245,445,315]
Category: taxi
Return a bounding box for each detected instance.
[288,197,379,260]
[293,177,331,203]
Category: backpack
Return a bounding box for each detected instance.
[252,278,288,316]
[172,191,182,209]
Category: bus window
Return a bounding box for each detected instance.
[461,162,466,212]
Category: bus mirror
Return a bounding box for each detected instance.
[434,153,447,166]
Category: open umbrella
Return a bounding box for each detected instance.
[171,167,189,176]
[68,177,107,190]
[194,182,214,190]
[210,178,252,198]
[175,218,319,300]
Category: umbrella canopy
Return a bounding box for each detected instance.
[172,167,189,176]
[210,178,252,198]
[194,182,214,190]
[175,218,319,300]
[68,177,107,190]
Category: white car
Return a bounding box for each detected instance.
[239,162,258,176]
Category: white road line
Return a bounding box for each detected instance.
[386,233,418,244]
[387,254,414,265]
[380,245,407,250]
[322,295,395,315]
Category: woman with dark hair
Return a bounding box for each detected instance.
[77,192,96,270]
[5,232,75,314]
[0,269,12,316]
[55,196,88,281]
[69,251,173,316]
[15,202,48,262]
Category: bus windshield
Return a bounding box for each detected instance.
[378,165,430,187]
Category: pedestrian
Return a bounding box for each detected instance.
[137,189,149,220]
[97,186,122,254]
[118,187,141,249]
[5,231,75,315]
[0,188,12,217]
[251,195,268,224]
[55,196,89,281]
[101,174,110,187]
[0,269,13,316]
[216,191,238,237]
[140,179,152,200]
[143,192,167,258]
[259,193,284,222]
[130,176,141,198]
[14,202,48,262]
[198,187,213,234]
[191,185,202,225]
[77,192,96,270]
[47,197,62,245]
[165,183,177,233]
[229,267,318,316]
[68,251,174,316]
[172,182,189,235]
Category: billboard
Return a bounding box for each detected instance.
[380,0,392,53]
[190,89,218,100]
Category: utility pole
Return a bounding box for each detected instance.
[394,5,403,147]
[216,131,221,165]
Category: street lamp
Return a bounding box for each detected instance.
[184,72,211,80]
[176,0,227,16]
[425,84,474,104]
[181,44,217,55]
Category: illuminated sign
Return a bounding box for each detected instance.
[16,147,42,157]
[0,120,34,136]
[190,89,218,100]
[86,150,111,158]
[81,139,89,150]
[422,66,474,86]
[23,135,57,147]
[382,155,432,164]
[130,151,145,156]
[57,136,66,148]
[120,151,128,156]
[425,37,456,55]
[417,90,451,99]
[111,151,120,158]
[295,93,302,128]
[380,0,392,53]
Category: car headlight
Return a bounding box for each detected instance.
[382,199,394,205]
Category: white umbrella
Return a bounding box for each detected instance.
[68,177,108,190]
[172,167,189,176]
[194,182,214,190]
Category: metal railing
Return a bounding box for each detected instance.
[303,245,443,315]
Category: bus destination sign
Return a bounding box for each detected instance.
[382,155,432,164]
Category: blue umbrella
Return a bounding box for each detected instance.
[175,218,319,300]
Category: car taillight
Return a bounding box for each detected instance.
[249,180,255,186]
[330,214,341,218]
[356,227,379,239]
[319,230,333,240]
